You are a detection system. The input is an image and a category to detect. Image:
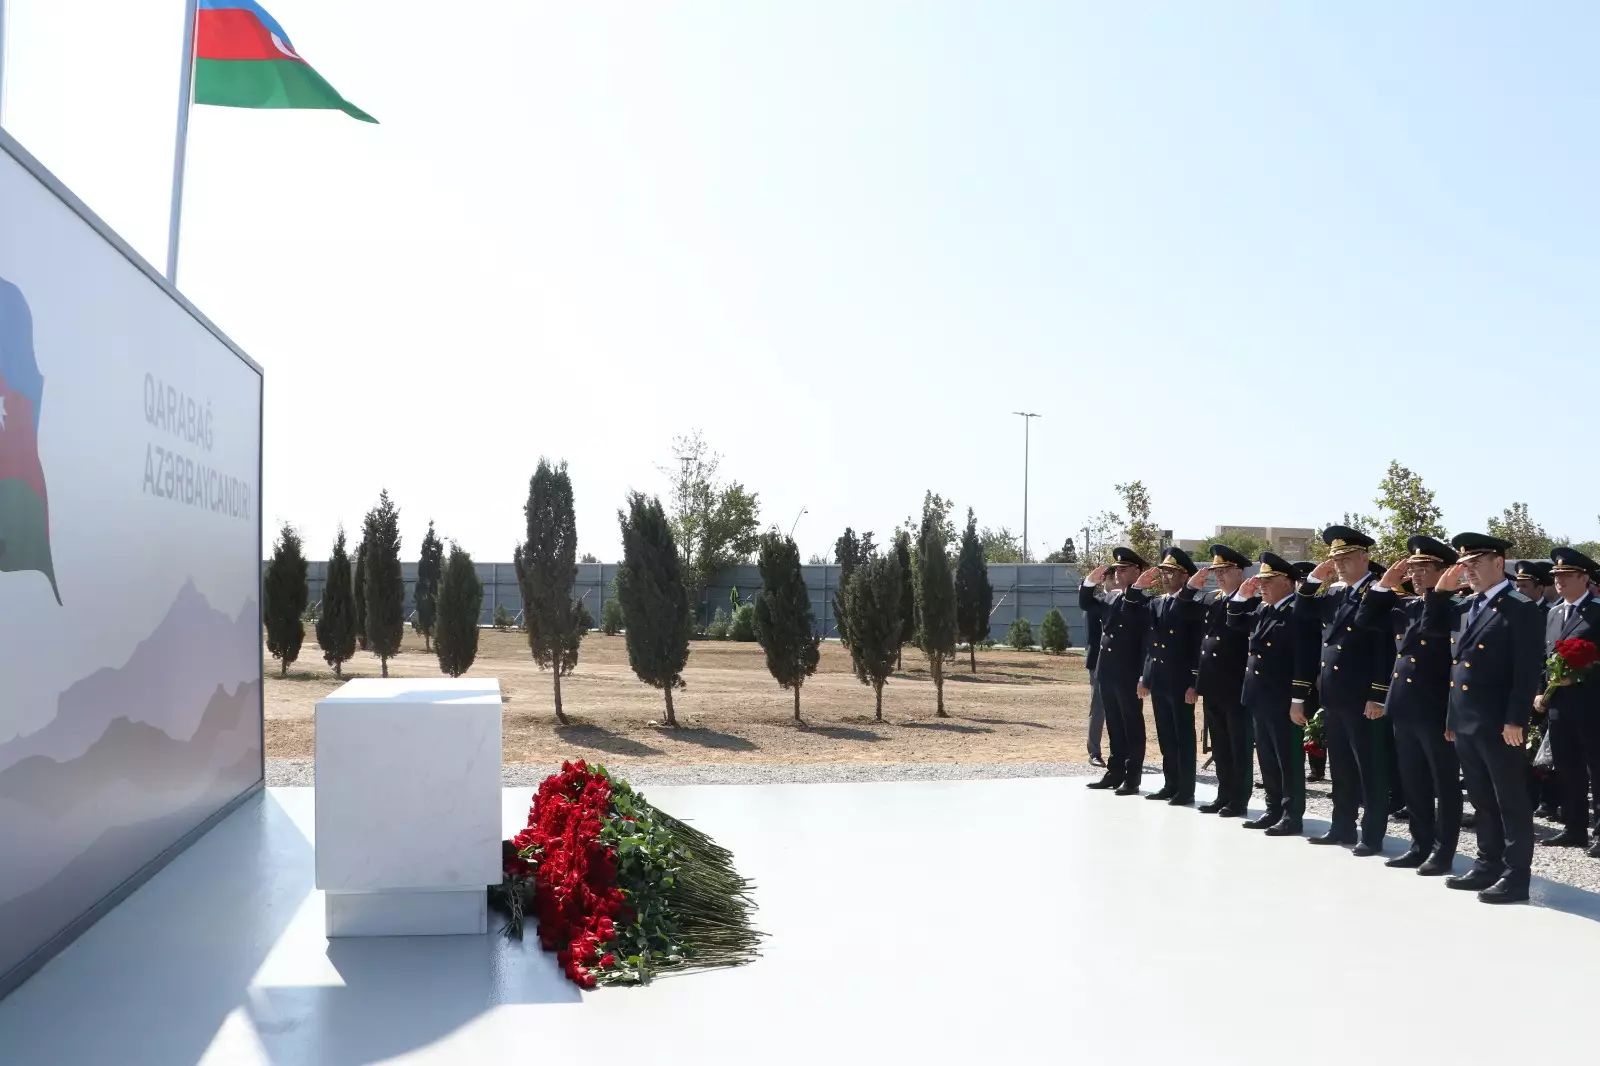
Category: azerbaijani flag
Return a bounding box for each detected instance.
[0,278,61,605]
[194,1,377,123]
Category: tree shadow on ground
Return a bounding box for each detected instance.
[554,723,665,758]
[899,720,994,735]
[654,726,759,752]
[802,725,888,742]
[945,672,1055,685]
[960,716,1053,730]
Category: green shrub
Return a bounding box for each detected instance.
[1006,617,1034,650]
[730,603,757,642]
[576,600,594,631]
[601,598,625,636]
[706,607,730,640]
[1040,608,1069,653]
[492,602,512,630]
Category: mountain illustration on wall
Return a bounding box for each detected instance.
[0,580,261,980]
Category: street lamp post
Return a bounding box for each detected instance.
[789,506,807,539]
[1013,412,1041,562]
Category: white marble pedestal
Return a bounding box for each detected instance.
[314,678,503,937]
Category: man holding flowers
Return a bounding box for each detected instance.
[1536,546,1600,858]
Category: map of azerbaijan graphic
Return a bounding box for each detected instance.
[0,278,60,604]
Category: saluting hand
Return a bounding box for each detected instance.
[1087,564,1109,585]
[1239,576,1262,599]
[1133,567,1160,590]
[1309,558,1336,584]
[1186,564,1210,590]
[1435,562,1467,592]
[1377,558,1409,590]
[1503,724,1524,747]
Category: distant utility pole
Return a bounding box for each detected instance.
[1012,411,1041,562]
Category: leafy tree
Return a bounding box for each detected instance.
[1043,537,1077,564]
[413,520,444,650]
[263,522,309,677]
[831,528,874,646]
[660,430,761,623]
[353,532,368,651]
[362,490,405,677]
[601,597,625,635]
[845,551,902,721]
[730,604,757,641]
[980,525,1025,564]
[616,492,693,726]
[434,543,483,677]
[753,532,821,723]
[1370,460,1446,561]
[1040,607,1069,653]
[1115,481,1162,565]
[1487,502,1551,560]
[902,491,956,556]
[1211,528,1269,561]
[580,552,599,563]
[894,529,915,670]
[316,527,358,677]
[1073,510,1123,569]
[915,498,958,717]
[492,602,513,630]
[955,509,994,672]
[1006,617,1034,650]
[706,607,731,640]
[516,458,586,724]
[807,552,828,564]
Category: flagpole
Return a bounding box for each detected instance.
[165,0,200,285]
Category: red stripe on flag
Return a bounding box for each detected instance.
[195,8,306,63]
[0,376,49,503]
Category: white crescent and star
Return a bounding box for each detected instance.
[0,394,8,432]
[270,33,301,60]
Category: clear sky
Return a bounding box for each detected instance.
[5,1,1597,564]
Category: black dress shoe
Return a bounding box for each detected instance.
[1478,876,1530,904]
[1417,852,1455,876]
[1389,808,1410,822]
[1145,789,1175,801]
[1217,805,1248,818]
[1198,800,1226,814]
[1385,849,1428,869]
[1167,795,1195,807]
[1541,830,1590,848]
[1264,819,1303,837]
[1114,784,1141,796]
[1309,830,1356,846]
[1089,755,1107,768]
[1534,804,1558,820]
[1243,811,1283,830]
[1086,775,1122,790]
[1461,810,1477,829]
[1445,867,1499,892]
[1351,841,1383,857]
[1587,841,1600,859]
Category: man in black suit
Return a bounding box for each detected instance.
[1080,547,1151,795]
[1536,546,1600,857]
[1227,552,1320,836]
[1085,595,1107,768]
[1299,526,1396,856]
[1425,532,1544,903]
[1181,544,1254,816]
[1516,560,1563,819]
[1129,547,1202,805]
[1515,560,1557,612]
[1358,536,1462,875]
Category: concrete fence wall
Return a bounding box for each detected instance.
[278,562,1096,646]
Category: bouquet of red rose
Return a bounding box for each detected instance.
[1302,708,1326,759]
[1544,638,1600,703]
[490,760,763,988]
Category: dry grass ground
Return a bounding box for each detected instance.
[265,631,1104,768]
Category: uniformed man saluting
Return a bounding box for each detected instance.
[1358,536,1462,874]
[1181,544,1254,816]
[1426,532,1544,903]
[1081,547,1152,795]
[1228,552,1320,836]
[1127,547,1202,805]
[1300,526,1396,856]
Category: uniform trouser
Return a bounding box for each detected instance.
[1100,674,1146,788]
[1249,697,1304,821]
[1096,668,1127,782]
[1550,710,1600,838]
[1326,701,1390,846]
[1456,729,1535,879]
[1087,665,1106,760]
[1150,684,1196,798]
[1385,718,1406,812]
[1393,714,1461,857]
[1205,690,1254,810]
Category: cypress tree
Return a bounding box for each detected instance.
[954,508,994,673]
[317,527,358,677]
[434,543,483,677]
[353,533,369,651]
[753,531,820,723]
[831,528,864,646]
[915,501,957,717]
[1040,607,1069,654]
[414,520,444,651]
[615,491,692,727]
[518,458,586,724]
[263,522,309,677]
[845,551,902,721]
[894,529,914,670]
[362,489,405,677]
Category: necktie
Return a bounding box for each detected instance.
[1565,603,1574,626]
[1468,594,1486,626]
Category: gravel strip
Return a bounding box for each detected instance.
[265,757,1600,894]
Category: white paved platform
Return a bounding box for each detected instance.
[2,779,1599,1065]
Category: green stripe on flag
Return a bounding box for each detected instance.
[0,478,61,604]
[194,58,377,123]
